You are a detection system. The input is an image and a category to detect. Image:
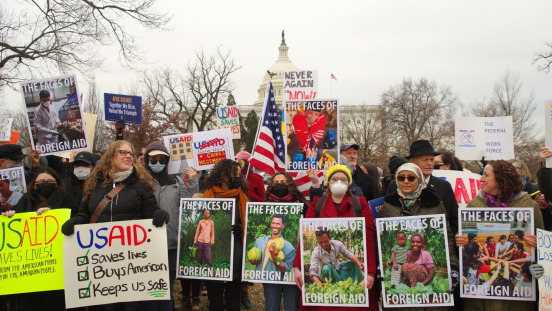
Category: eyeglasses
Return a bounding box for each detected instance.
[150,159,166,165]
[36,179,57,184]
[397,175,417,182]
[329,176,348,184]
[118,150,135,157]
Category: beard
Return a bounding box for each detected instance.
[271,228,281,235]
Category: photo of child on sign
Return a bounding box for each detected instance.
[285,99,339,172]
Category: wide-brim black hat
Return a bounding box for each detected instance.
[405,140,440,159]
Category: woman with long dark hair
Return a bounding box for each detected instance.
[361,162,382,198]
[434,152,463,171]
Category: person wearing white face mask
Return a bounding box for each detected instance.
[33,90,61,148]
[62,151,95,205]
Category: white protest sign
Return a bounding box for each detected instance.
[163,128,234,174]
[63,219,170,308]
[0,167,27,207]
[455,116,514,160]
[284,70,318,100]
[538,228,552,310]
[545,101,552,167]
[432,170,482,208]
[0,116,14,142]
[216,106,240,139]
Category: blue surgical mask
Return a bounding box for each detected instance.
[149,161,166,173]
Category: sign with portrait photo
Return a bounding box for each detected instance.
[0,167,26,210]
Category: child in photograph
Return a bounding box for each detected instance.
[483,236,496,263]
[389,231,408,286]
[462,242,502,294]
[496,235,511,261]
[467,233,485,257]
[292,103,327,160]
[509,262,533,294]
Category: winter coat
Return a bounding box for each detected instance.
[462,190,543,311]
[379,175,394,197]
[13,190,80,217]
[388,174,459,234]
[352,165,376,201]
[246,172,265,202]
[292,194,378,311]
[74,170,159,223]
[63,175,85,205]
[537,166,552,230]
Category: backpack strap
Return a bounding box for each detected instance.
[315,195,328,218]
[89,183,127,224]
[350,195,362,217]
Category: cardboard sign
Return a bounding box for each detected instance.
[455,117,514,160]
[285,99,339,172]
[241,202,302,284]
[537,228,552,310]
[163,128,234,174]
[300,218,369,307]
[0,167,26,209]
[176,198,235,281]
[0,209,70,295]
[216,106,240,139]
[545,101,552,168]
[284,70,318,100]
[104,93,143,125]
[0,131,20,146]
[432,170,483,208]
[63,219,170,308]
[19,74,90,156]
[0,116,14,142]
[459,208,535,300]
[376,215,454,308]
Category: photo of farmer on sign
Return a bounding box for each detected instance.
[459,208,535,301]
[19,74,89,156]
[300,218,368,307]
[285,99,338,172]
[376,215,454,308]
[242,202,302,284]
[176,198,235,281]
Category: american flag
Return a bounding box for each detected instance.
[250,82,324,198]
[331,73,337,81]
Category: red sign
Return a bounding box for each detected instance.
[0,131,20,146]
[198,151,226,166]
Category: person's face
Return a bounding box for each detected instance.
[306,110,320,124]
[139,148,146,165]
[0,158,23,169]
[41,96,51,104]
[0,180,10,193]
[488,238,495,246]
[270,217,284,235]
[114,144,134,172]
[410,155,434,177]
[341,147,358,167]
[397,171,419,194]
[513,244,521,255]
[434,155,450,170]
[471,236,479,243]
[509,236,514,243]
[34,173,56,189]
[512,162,524,178]
[272,174,287,186]
[317,234,331,252]
[396,234,407,247]
[481,165,499,196]
[73,161,92,169]
[410,236,423,252]
[222,166,241,184]
[150,154,166,163]
[514,235,520,243]
[204,210,210,219]
[500,238,506,245]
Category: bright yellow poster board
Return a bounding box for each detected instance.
[0,209,70,295]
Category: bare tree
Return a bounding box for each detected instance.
[533,42,552,73]
[340,104,388,162]
[0,0,172,89]
[380,77,460,156]
[11,110,31,148]
[83,77,111,151]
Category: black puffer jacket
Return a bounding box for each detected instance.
[352,164,376,201]
[13,191,80,217]
[74,169,159,223]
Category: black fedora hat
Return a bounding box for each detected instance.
[0,144,28,160]
[405,140,440,159]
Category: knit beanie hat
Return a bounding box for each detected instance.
[326,164,352,185]
[389,157,407,175]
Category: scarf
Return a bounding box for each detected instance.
[396,163,426,209]
[203,185,249,243]
[521,177,528,186]
[484,193,514,207]
[268,193,294,202]
[114,167,133,183]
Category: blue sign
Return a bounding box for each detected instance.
[368,197,385,219]
[104,93,142,124]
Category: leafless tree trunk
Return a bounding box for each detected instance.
[83,77,110,152]
[11,110,31,148]
[340,104,388,162]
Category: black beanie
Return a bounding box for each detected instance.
[388,157,407,175]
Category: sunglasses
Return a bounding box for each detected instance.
[150,159,167,165]
[397,175,417,182]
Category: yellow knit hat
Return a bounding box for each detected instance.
[325,164,352,185]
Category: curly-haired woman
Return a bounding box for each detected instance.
[455,160,544,311]
[202,159,249,311]
[61,140,169,310]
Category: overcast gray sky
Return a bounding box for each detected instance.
[6,0,552,130]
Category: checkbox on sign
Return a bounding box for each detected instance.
[76,256,89,266]
[79,286,91,299]
[78,270,89,282]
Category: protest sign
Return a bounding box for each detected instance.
[299,217,368,307]
[176,198,235,281]
[545,101,552,168]
[216,106,240,139]
[241,202,302,284]
[459,208,535,300]
[0,209,70,295]
[163,128,234,174]
[285,99,339,172]
[284,70,318,100]
[19,74,90,156]
[63,219,170,308]
[104,93,143,124]
[55,113,98,159]
[455,116,514,160]
[0,116,14,142]
[0,167,26,209]
[368,197,385,219]
[432,170,482,208]
[538,228,552,310]
[0,131,20,146]
[376,214,454,308]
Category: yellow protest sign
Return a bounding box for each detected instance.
[0,209,70,295]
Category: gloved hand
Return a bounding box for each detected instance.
[152,209,170,227]
[450,266,459,292]
[61,217,85,236]
[530,263,545,279]
[231,224,243,238]
[480,156,488,167]
[116,119,126,133]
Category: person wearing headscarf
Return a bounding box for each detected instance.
[379,163,459,311]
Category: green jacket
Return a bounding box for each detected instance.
[463,190,543,311]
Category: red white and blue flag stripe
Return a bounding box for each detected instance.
[331,73,337,81]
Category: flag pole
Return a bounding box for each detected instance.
[246,76,273,180]
[331,75,333,98]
